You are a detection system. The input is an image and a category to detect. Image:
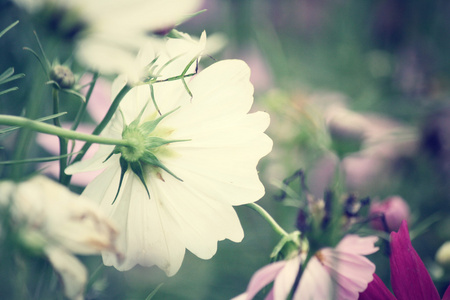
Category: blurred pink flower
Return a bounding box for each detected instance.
[234,235,378,300]
[332,108,416,191]
[37,75,111,186]
[369,196,410,232]
[360,220,450,300]
[308,94,418,192]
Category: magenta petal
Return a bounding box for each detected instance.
[359,274,396,300]
[245,260,287,300]
[442,284,450,300]
[390,220,440,300]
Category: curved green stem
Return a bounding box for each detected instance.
[245,203,289,237]
[0,115,131,146]
[71,72,99,132]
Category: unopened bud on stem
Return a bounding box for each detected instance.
[50,65,75,89]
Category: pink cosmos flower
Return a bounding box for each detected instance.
[234,235,378,300]
[369,196,410,232]
[359,220,450,300]
[37,75,111,186]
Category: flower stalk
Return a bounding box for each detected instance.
[245,203,289,237]
[0,115,132,147]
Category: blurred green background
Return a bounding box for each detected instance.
[1,0,450,299]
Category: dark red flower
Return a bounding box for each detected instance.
[360,220,450,300]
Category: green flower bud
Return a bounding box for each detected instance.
[50,65,75,89]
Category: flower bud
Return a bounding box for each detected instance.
[436,241,450,267]
[50,65,75,89]
[370,196,410,232]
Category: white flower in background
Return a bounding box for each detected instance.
[0,176,120,300]
[123,31,207,86]
[14,0,203,74]
[66,35,273,275]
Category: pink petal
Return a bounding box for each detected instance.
[321,249,376,299]
[359,273,396,300]
[390,220,440,300]
[244,260,287,300]
[336,235,379,255]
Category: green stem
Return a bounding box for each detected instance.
[70,84,132,164]
[62,84,132,185]
[52,89,68,183]
[0,115,131,146]
[245,203,289,237]
[71,72,99,132]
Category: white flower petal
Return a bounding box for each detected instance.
[161,60,254,131]
[150,174,245,258]
[107,175,186,276]
[65,144,115,174]
[273,255,301,300]
[46,247,87,300]
[293,257,333,300]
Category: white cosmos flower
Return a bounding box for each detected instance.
[65,39,273,275]
[14,0,203,74]
[0,175,120,300]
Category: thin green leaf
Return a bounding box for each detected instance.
[46,80,60,89]
[112,157,129,205]
[0,20,19,39]
[0,87,18,96]
[0,68,14,83]
[181,76,192,98]
[153,72,195,83]
[0,73,25,85]
[71,72,99,132]
[62,89,86,102]
[129,100,150,127]
[86,264,105,292]
[141,152,183,182]
[0,152,81,165]
[174,9,207,26]
[153,54,183,79]
[33,31,51,69]
[149,84,161,115]
[23,47,49,76]
[130,161,151,198]
[145,283,164,300]
[410,213,442,240]
[180,56,199,77]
